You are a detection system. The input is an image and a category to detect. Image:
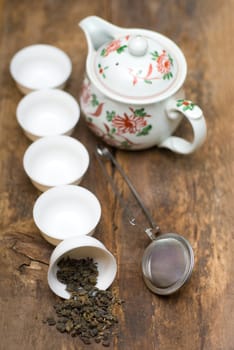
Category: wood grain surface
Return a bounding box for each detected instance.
[0,1,233,349]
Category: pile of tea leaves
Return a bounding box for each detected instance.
[45,256,123,347]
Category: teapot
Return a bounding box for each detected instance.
[79,16,207,153]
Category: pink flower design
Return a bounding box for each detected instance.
[112,113,147,134]
[157,50,171,74]
[129,63,159,85]
[104,39,121,56]
[81,81,91,105]
[86,121,134,148]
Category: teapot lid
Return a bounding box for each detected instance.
[88,31,187,104]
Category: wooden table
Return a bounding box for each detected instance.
[0,1,233,349]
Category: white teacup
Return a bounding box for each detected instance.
[10,44,72,94]
[48,235,117,299]
[16,89,80,141]
[23,136,89,192]
[33,185,101,245]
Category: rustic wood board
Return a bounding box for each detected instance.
[0,0,233,349]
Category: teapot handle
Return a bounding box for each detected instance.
[159,99,207,154]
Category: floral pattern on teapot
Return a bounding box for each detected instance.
[81,78,154,149]
[176,99,195,111]
[128,50,174,85]
[97,36,174,87]
[100,38,128,57]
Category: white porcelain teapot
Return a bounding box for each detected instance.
[79,16,207,153]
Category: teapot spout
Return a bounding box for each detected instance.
[79,16,123,51]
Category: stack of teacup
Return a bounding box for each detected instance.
[10,44,117,299]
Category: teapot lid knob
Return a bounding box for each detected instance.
[128,35,148,56]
